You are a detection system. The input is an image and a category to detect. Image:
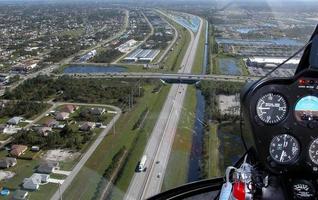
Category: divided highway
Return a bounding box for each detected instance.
[125,12,203,200]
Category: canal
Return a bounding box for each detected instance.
[64,65,127,73]
[187,20,208,182]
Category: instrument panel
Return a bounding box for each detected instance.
[241,69,318,175]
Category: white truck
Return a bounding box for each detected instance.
[138,155,147,172]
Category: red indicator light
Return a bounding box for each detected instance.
[299,79,306,85]
[232,181,245,200]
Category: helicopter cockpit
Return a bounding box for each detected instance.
[149,26,318,200]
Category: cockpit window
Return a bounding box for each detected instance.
[0,0,316,200]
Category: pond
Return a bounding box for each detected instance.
[174,15,200,33]
[64,65,127,73]
[218,58,241,75]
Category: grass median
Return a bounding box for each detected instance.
[161,86,197,191]
[192,20,206,74]
[205,122,221,178]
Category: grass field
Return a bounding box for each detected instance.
[206,122,221,178]
[192,20,206,74]
[238,58,249,76]
[63,83,170,200]
[161,86,197,192]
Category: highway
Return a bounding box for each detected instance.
[125,11,202,200]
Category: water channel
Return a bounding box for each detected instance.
[187,20,208,182]
[64,65,127,73]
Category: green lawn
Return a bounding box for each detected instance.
[192,20,206,74]
[0,134,11,141]
[162,86,197,191]
[206,122,221,178]
[50,173,68,179]
[238,58,249,76]
[63,83,171,200]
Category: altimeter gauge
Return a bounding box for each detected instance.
[256,93,287,124]
[269,134,300,164]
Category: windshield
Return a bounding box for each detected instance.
[0,0,316,200]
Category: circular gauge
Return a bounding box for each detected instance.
[295,96,318,122]
[256,93,287,124]
[269,134,300,164]
[309,138,318,165]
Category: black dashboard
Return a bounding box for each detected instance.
[241,69,318,176]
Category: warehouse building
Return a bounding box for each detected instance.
[124,48,160,63]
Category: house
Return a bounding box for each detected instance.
[35,126,52,136]
[32,173,50,183]
[62,104,78,113]
[55,112,70,121]
[1,125,20,134]
[43,118,59,128]
[31,146,40,152]
[12,190,29,200]
[0,157,17,168]
[7,117,23,125]
[89,107,106,115]
[10,145,28,157]
[37,161,59,174]
[79,122,96,131]
[23,174,41,190]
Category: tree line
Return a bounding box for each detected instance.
[3,75,146,108]
[14,124,93,150]
[0,101,48,119]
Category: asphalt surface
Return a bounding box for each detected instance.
[49,103,122,200]
[125,12,203,200]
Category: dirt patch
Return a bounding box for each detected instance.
[42,149,80,162]
[218,94,240,116]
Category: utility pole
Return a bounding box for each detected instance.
[138,82,141,97]
[113,120,116,135]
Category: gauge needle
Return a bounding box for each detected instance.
[259,107,270,110]
[283,135,288,147]
[280,150,285,162]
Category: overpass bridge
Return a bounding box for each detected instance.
[61,72,260,83]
